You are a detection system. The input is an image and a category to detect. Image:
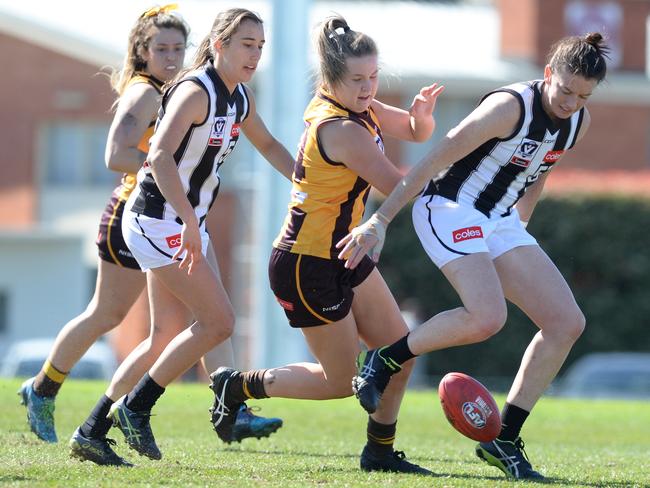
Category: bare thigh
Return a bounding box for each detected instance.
[494,245,583,334]
[351,268,410,347]
[89,259,146,321]
[151,255,234,330]
[301,314,362,388]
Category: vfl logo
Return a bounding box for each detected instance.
[209,117,227,145]
[462,401,487,429]
[516,139,539,157]
[543,150,564,163]
[510,138,540,167]
[453,226,483,243]
[165,233,182,249]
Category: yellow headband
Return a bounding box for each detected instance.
[141,3,178,19]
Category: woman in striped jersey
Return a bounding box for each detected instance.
[19,4,190,450]
[209,15,444,475]
[94,8,294,464]
[339,33,610,480]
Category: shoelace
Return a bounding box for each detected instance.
[513,438,532,465]
[98,436,118,448]
[239,405,262,416]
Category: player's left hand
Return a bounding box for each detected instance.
[409,83,445,120]
[336,213,388,269]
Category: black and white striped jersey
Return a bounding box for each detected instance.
[130,63,250,226]
[423,80,584,218]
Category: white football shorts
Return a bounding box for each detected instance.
[122,210,209,272]
[412,194,538,269]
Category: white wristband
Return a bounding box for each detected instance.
[521,220,529,229]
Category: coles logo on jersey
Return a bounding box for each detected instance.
[543,150,564,164]
[230,123,240,137]
[209,117,226,145]
[165,233,182,249]
[453,226,483,243]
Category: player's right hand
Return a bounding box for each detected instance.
[173,219,201,275]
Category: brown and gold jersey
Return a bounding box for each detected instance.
[273,90,385,259]
[114,73,163,200]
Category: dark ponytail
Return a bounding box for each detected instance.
[547,32,610,83]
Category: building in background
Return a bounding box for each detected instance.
[1,0,649,372]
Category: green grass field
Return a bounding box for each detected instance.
[1,378,648,487]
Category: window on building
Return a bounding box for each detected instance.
[41,122,113,186]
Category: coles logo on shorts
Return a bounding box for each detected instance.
[275,296,294,311]
[165,233,182,249]
[543,150,564,163]
[452,226,483,243]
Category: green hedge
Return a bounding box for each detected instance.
[377,195,650,379]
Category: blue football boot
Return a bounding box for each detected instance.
[18,377,57,443]
[231,404,283,443]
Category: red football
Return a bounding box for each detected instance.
[438,372,501,442]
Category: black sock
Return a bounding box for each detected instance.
[381,334,416,365]
[124,373,165,412]
[80,395,114,439]
[499,402,530,442]
[242,369,269,400]
[366,417,396,456]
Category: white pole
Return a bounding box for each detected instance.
[646,15,650,79]
[250,0,312,368]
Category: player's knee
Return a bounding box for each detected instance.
[202,311,235,346]
[86,304,130,332]
[468,305,507,341]
[564,308,586,343]
[147,326,176,352]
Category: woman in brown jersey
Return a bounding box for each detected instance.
[209,15,444,475]
[339,33,609,480]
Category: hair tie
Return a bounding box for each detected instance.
[328,26,349,39]
[141,3,178,19]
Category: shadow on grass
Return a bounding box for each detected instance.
[217,446,650,487]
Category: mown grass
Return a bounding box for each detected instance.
[1,378,648,487]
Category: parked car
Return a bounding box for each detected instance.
[555,352,650,399]
[0,338,117,380]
